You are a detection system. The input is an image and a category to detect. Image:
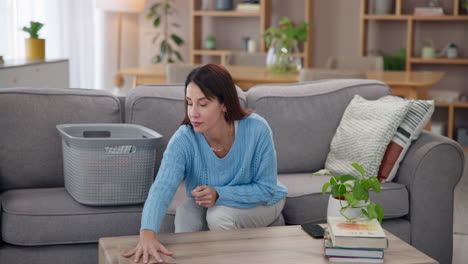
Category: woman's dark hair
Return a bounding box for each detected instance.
[181,64,252,126]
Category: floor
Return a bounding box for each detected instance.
[452,151,468,264]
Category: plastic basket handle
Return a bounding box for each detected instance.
[83,130,111,138]
[104,145,136,154]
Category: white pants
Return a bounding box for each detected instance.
[174,198,285,233]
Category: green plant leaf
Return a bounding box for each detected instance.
[361,208,369,218]
[366,203,378,220]
[352,181,368,201]
[174,50,183,62]
[168,58,174,63]
[330,176,340,185]
[375,203,384,223]
[160,40,167,62]
[369,176,381,193]
[167,43,173,56]
[146,13,153,19]
[344,192,358,207]
[351,163,365,176]
[331,184,346,198]
[322,182,331,194]
[171,34,184,46]
[359,178,370,190]
[339,174,356,183]
[155,55,162,63]
[153,17,161,27]
[279,17,292,26]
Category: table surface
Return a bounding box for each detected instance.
[117,64,444,87]
[99,225,438,264]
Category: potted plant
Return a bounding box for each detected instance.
[22,21,45,60]
[147,0,184,63]
[314,163,384,223]
[262,17,312,73]
[381,48,406,71]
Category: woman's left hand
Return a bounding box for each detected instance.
[191,185,218,208]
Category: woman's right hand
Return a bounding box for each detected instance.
[123,229,173,264]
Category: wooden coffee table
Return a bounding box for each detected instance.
[99,225,438,264]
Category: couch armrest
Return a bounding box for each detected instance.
[395,131,465,264]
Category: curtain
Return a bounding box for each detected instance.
[0,0,95,89]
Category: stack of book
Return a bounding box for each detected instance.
[414,7,445,16]
[325,216,388,263]
[236,3,260,12]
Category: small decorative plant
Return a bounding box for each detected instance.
[314,163,384,223]
[262,17,312,51]
[262,17,312,73]
[382,48,406,71]
[147,0,184,63]
[22,21,44,39]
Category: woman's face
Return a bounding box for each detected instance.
[186,82,226,134]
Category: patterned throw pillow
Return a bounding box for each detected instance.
[325,95,412,177]
[378,99,434,182]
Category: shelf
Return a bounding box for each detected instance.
[411,15,468,21]
[192,49,234,56]
[363,15,410,20]
[193,10,261,17]
[410,58,468,65]
[363,15,468,21]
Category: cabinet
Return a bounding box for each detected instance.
[190,0,314,68]
[359,0,468,148]
[0,59,69,88]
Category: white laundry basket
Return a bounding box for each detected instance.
[57,123,162,206]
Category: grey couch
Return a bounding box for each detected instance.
[0,79,464,264]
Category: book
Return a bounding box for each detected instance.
[329,256,384,263]
[324,228,384,259]
[236,3,260,11]
[414,7,445,16]
[327,216,388,249]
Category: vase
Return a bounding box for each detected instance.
[216,0,233,11]
[266,38,302,73]
[327,195,369,219]
[373,0,394,15]
[204,36,216,50]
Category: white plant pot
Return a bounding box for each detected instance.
[327,195,369,219]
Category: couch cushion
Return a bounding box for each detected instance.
[0,88,122,190]
[1,186,187,246]
[125,85,246,172]
[378,99,434,182]
[279,173,409,225]
[325,95,411,178]
[246,79,391,173]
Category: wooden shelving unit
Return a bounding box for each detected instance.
[360,0,468,149]
[190,0,314,67]
[359,0,468,71]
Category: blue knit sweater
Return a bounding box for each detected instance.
[140,113,288,233]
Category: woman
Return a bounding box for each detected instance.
[124,64,287,263]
